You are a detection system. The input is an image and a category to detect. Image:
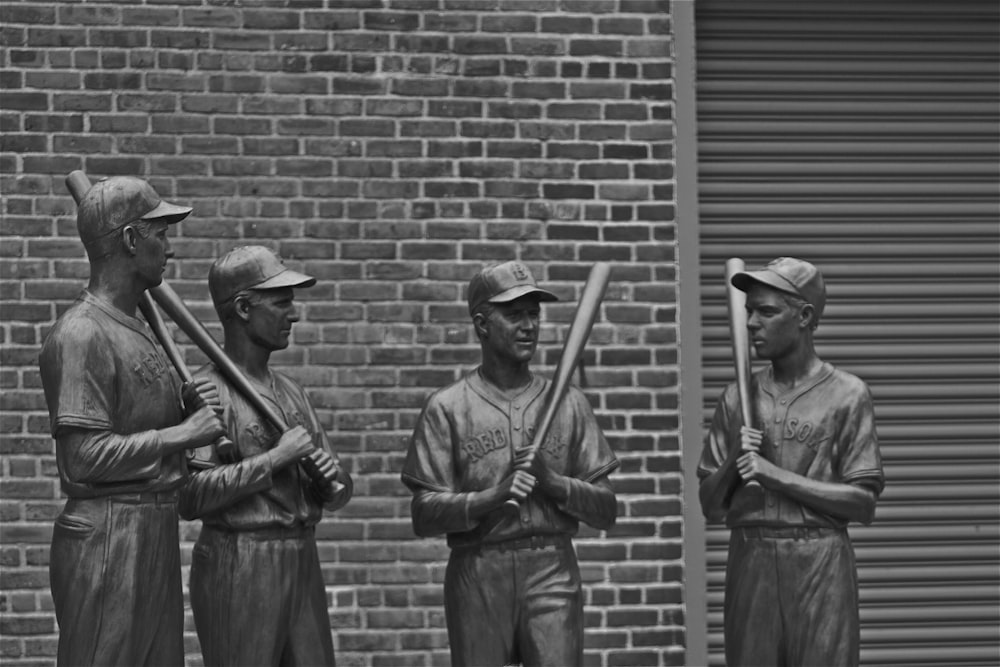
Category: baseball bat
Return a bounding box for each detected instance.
[505,261,612,518]
[725,257,762,492]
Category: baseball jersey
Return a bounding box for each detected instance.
[401,368,619,548]
[698,362,884,528]
[39,290,186,497]
[179,364,351,530]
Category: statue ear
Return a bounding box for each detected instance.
[799,303,817,330]
[121,225,139,256]
[234,295,253,322]
[472,312,489,339]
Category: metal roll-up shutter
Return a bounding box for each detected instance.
[694,2,1000,666]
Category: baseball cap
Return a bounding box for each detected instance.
[77,176,192,249]
[731,257,826,320]
[209,245,316,307]
[467,260,558,314]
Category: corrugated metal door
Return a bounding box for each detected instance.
[694,1,1000,665]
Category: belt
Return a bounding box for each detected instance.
[107,490,179,505]
[203,523,314,541]
[734,525,841,540]
[474,535,569,553]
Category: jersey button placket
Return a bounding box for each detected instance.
[768,401,783,511]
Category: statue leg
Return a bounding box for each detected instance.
[518,541,583,667]
[444,547,517,666]
[283,532,336,667]
[51,498,183,667]
[781,531,860,667]
[190,527,289,667]
[724,529,783,667]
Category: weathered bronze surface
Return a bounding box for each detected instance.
[698,257,885,667]
[401,261,620,666]
[40,176,225,665]
[179,245,352,666]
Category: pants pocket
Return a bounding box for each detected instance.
[54,513,96,538]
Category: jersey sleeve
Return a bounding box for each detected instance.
[402,392,483,537]
[401,392,455,493]
[836,380,885,495]
[697,383,738,481]
[40,318,117,435]
[566,387,619,483]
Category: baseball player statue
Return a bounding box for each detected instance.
[39,176,226,665]
[697,257,885,667]
[178,245,352,666]
[401,260,619,667]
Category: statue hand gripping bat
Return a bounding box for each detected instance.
[66,171,333,487]
[505,262,612,521]
[725,257,764,496]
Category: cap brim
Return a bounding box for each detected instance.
[140,199,193,225]
[731,269,802,298]
[487,285,558,304]
[251,268,316,292]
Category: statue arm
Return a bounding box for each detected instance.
[177,453,274,520]
[548,473,617,531]
[57,427,165,483]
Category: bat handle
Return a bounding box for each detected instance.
[503,497,532,523]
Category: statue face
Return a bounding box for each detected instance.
[481,295,541,366]
[133,220,173,288]
[745,284,807,361]
[243,287,299,352]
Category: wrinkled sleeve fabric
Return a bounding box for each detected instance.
[697,383,738,483]
[836,378,885,496]
[57,428,166,484]
[557,388,619,530]
[42,317,117,435]
[401,393,476,537]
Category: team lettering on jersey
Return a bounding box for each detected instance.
[527,423,568,464]
[461,428,508,462]
[783,417,824,450]
[458,420,568,464]
[132,352,168,387]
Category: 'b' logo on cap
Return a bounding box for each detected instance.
[511,262,528,280]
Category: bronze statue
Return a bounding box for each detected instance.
[179,245,352,666]
[697,257,885,666]
[39,176,226,665]
[401,260,619,666]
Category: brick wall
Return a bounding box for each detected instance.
[0,1,683,665]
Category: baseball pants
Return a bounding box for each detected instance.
[50,493,185,667]
[189,524,335,667]
[724,526,860,667]
[444,536,583,667]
